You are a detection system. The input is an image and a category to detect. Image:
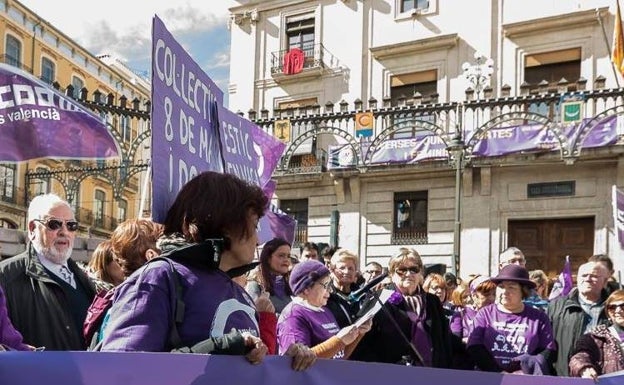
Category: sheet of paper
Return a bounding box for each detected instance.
[354,289,394,327]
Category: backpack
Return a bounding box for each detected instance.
[83,256,185,351]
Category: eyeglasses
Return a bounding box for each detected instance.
[34,219,79,232]
[607,303,624,312]
[317,280,333,291]
[395,266,421,276]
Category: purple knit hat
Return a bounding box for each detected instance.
[289,260,330,295]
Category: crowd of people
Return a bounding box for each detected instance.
[0,171,623,381]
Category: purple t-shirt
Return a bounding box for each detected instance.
[101,259,259,352]
[450,306,477,339]
[0,286,30,351]
[277,299,342,358]
[467,303,556,371]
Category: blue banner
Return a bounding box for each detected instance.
[0,352,599,385]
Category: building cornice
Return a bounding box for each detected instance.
[229,0,311,13]
[370,33,459,61]
[503,7,609,38]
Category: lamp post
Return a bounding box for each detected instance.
[446,132,466,276]
[462,52,494,98]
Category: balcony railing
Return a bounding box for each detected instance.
[293,223,308,248]
[270,43,341,77]
[392,228,428,245]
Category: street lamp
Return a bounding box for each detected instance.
[446,131,466,276]
[462,52,494,98]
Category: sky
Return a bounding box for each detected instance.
[19,0,238,106]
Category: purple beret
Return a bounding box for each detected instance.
[289,260,330,295]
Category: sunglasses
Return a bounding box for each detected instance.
[395,266,421,276]
[607,303,624,312]
[34,219,79,232]
[365,270,382,274]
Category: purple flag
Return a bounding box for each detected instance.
[548,255,573,300]
[258,204,297,244]
[0,351,595,385]
[0,63,118,161]
[613,185,624,250]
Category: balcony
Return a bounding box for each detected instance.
[270,43,342,83]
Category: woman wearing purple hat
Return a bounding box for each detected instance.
[277,260,371,359]
[467,264,556,375]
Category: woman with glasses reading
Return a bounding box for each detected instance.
[350,248,453,367]
[277,260,371,359]
[569,289,624,379]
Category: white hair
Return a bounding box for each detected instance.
[27,193,73,222]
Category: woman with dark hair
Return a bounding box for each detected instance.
[467,265,556,375]
[246,237,293,314]
[569,289,624,379]
[101,172,315,370]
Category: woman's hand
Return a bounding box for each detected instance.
[241,332,268,365]
[356,319,373,334]
[336,324,360,345]
[255,292,275,314]
[580,367,598,381]
[284,343,317,371]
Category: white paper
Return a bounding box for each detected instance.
[354,289,394,327]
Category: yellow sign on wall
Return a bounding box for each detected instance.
[355,112,374,137]
[274,119,291,142]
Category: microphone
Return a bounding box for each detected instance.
[348,273,388,303]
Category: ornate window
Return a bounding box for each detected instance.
[392,191,428,244]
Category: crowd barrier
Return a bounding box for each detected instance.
[1,351,619,385]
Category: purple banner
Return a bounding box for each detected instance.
[0,63,118,162]
[0,352,596,385]
[470,117,617,157]
[613,186,624,250]
[328,117,620,170]
[151,16,224,222]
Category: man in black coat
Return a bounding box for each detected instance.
[0,193,95,350]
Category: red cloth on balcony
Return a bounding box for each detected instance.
[282,48,305,75]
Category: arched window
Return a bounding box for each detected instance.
[94,189,106,228]
[0,163,16,202]
[5,35,21,68]
[71,75,84,99]
[41,57,56,84]
[35,167,50,196]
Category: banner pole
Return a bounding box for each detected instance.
[138,162,151,218]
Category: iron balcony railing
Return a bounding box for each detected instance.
[270,43,341,75]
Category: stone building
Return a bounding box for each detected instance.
[227,0,624,278]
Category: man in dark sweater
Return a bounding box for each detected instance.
[0,193,95,350]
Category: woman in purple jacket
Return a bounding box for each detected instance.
[0,285,32,351]
[277,260,370,359]
[100,172,315,370]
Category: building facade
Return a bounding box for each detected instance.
[227,0,624,278]
[0,0,151,257]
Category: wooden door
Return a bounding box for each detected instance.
[508,217,594,279]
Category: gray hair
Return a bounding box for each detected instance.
[27,193,73,223]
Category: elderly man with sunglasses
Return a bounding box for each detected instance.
[0,193,96,350]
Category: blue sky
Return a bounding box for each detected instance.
[19,0,235,106]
